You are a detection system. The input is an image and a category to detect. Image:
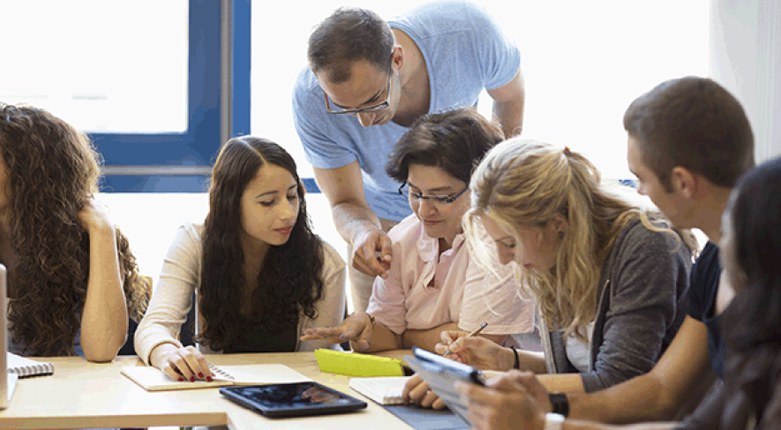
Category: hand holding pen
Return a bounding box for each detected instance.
[435,322,510,369]
[442,322,488,357]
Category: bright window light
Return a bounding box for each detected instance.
[0,0,188,133]
[251,0,710,179]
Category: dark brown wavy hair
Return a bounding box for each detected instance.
[198,136,325,351]
[721,157,781,426]
[0,103,150,356]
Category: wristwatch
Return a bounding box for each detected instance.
[548,392,569,416]
[543,412,565,430]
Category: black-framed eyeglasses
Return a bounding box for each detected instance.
[323,74,393,116]
[397,182,469,205]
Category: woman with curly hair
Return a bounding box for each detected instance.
[135,136,346,382]
[0,103,150,362]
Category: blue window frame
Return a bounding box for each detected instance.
[95,0,250,192]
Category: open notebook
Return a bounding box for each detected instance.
[349,376,411,405]
[121,363,311,392]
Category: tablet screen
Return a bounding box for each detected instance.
[220,382,367,418]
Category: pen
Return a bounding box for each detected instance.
[443,321,488,357]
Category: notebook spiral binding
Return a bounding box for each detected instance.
[208,363,235,380]
[9,361,54,378]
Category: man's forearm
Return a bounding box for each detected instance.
[567,373,676,424]
[332,201,382,244]
[494,99,524,138]
[562,420,678,430]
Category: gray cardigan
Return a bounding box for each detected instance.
[541,219,691,392]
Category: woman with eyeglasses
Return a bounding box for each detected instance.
[301,107,536,353]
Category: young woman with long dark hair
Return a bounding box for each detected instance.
[135,136,345,382]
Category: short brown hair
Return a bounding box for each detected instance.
[307,7,394,84]
[623,76,754,189]
[386,107,504,184]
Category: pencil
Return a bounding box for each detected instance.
[443,321,488,357]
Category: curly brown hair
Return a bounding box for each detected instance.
[0,103,150,356]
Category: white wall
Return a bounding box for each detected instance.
[101,0,779,294]
[710,0,781,163]
[96,193,347,291]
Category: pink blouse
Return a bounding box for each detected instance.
[366,214,535,337]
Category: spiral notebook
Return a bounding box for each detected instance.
[121,363,311,392]
[349,376,410,405]
[7,353,55,378]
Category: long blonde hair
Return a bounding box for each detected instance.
[466,139,679,340]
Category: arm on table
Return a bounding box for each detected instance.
[567,316,715,423]
[300,311,402,352]
[458,370,680,430]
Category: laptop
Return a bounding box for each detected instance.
[0,263,18,409]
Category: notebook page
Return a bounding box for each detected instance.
[121,366,233,391]
[215,364,311,385]
[349,376,410,405]
[122,363,311,392]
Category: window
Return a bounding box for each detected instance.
[0,0,250,191]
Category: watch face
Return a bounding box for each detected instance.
[544,412,565,430]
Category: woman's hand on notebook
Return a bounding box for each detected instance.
[402,374,447,410]
[300,312,374,351]
[150,344,213,382]
[435,331,514,371]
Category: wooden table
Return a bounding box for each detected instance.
[0,351,414,429]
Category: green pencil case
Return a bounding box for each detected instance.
[315,349,406,377]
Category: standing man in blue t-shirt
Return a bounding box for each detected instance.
[292,1,525,312]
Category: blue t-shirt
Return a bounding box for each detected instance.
[685,242,724,378]
[292,0,521,221]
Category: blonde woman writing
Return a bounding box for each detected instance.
[406,140,693,408]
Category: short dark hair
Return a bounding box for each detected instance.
[623,76,754,189]
[307,7,394,83]
[386,107,505,184]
